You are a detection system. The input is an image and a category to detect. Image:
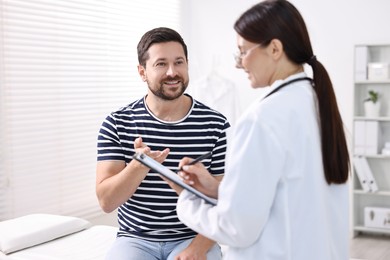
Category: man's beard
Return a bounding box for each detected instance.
[147,76,189,101]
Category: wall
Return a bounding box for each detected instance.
[181,0,390,134]
[89,211,118,226]
[181,0,260,124]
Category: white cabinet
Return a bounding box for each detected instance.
[352,44,390,235]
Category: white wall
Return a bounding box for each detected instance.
[89,211,118,226]
[182,0,390,137]
[181,0,260,122]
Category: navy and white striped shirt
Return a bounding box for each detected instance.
[97,94,230,241]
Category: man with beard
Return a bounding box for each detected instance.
[96,27,229,260]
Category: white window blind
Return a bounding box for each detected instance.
[0,0,181,221]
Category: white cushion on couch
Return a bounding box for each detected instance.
[0,214,91,254]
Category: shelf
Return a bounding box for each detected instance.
[355,80,390,84]
[354,116,390,122]
[352,154,390,159]
[354,190,390,196]
[354,225,390,235]
[353,44,390,237]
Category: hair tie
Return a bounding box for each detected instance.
[307,55,317,65]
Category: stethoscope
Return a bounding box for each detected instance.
[262,77,313,100]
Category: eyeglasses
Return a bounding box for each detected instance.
[234,44,261,68]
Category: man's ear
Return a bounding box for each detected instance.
[138,64,147,82]
[268,39,284,61]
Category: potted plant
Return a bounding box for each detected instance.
[364,90,380,117]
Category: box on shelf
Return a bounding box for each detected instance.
[364,207,390,229]
[354,120,381,155]
[353,156,378,192]
[382,142,390,155]
[355,46,368,81]
[368,63,390,80]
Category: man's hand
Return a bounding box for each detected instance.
[96,136,169,213]
[174,247,207,260]
[134,136,169,164]
[174,234,214,260]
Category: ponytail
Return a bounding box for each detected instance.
[309,59,350,184]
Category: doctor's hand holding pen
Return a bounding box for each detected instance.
[177,157,220,199]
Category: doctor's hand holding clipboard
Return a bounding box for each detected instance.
[177,156,220,200]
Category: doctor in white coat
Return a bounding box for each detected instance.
[167,1,350,259]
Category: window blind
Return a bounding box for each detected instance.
[0,0,181,221]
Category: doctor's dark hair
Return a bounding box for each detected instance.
[137,27,188,68]
[234,0,349,185]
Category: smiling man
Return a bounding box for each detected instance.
[96,27,230,260]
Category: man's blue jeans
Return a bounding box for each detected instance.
[105,236,222,260]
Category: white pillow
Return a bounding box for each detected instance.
[0,214,91,254]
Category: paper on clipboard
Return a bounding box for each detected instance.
[132,152,218,206]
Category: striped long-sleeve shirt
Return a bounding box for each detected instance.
[97,94,230,241]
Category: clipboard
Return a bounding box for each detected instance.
[133,152,217,206]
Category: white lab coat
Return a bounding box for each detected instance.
[177,72,349,260]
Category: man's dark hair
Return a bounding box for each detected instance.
[137,27,188,67]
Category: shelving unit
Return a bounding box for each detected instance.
[352,44,390,236]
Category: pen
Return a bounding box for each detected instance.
[180,151,212,170]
